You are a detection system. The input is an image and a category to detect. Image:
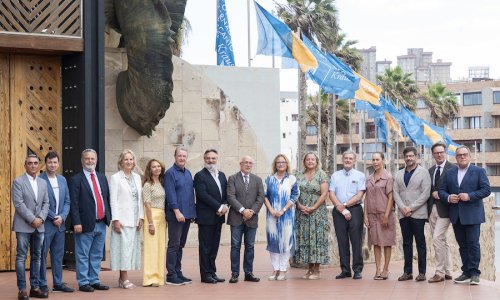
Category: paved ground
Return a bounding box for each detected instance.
[1,243,499,300]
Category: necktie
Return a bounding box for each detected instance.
[434,166,441,187]
[244,175,249,192]
[91,173,105,219]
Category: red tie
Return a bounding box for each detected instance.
[90,173,104,219]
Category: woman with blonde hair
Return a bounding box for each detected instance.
[294,152,330,279]
[142,159,167,286]
[109,149,144,289]
[263,154,299,281]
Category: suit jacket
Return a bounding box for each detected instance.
[39,172,71,232]
[226,172,265,228]
[69,170,111,232]
[393,165,431,220]
[427,161,454,219]
[438,164,491,225]
[109,171,144,227]
[194,168,228,225]
[11,174,49,233]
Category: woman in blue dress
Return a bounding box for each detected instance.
[264,154,299,281]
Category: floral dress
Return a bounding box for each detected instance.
[293,170,330,265]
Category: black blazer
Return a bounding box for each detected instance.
[69,170,111,232]
[194,168,228,225]
[427,161,455,218]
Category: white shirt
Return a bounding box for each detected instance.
[457,163,470,186]
[26,173,38,201]
[207,167,226,212]
[239,172,250,213]
[433,160,447,186]
[48,176,60,213]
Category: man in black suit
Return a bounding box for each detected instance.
[69,149,111,292]
[427,143,455,283]
[194,149,228,284]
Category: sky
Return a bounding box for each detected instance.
[182,0,500,91]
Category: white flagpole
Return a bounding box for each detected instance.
[247,0,251,67]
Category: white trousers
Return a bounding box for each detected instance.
[270,251,290,271]
[428,205,452,276]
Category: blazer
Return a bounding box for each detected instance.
[69,170,111,232]
[226,172,265,228]
[393,165,431,220]
[39,172,71,232]
[194,168,228,225]
[109,171,144,227]
[11,174,49,233]
[427,161,454,218]
[438,164,491,225]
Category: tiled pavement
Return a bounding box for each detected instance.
[1,243,499,300]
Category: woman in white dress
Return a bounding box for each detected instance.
[109,149,144,289]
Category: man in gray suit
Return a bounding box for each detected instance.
[427,142,454,283]
[394,147,431,282]
[226,156,265,283]
[12,154,49,300]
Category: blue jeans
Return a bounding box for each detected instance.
[230,224,257,275]
[40,225,66,287]
[166,213,191,279]
[74,221,106,287]
[16,230,44,290]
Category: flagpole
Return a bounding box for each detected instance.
[247,0,251,67]
[349,98,352,150]
[317,87,321,159]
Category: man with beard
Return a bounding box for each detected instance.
[194,149,228,284]
[393,146,431,282]
[69,149,111,292]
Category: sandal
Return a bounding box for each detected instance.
[380,271,389,280]
[119,279,136,289]
[302,270,312,279]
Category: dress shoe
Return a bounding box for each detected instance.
[212,274,225,282]
[244,273,260,282]
[445,274,453,280]
[201,276,217,284]
[78,284,94,292]
[29,288,48,298]
[335,272,352,279]
[415,273,426,282]
[353,272,362,280]
[53,283,75,292]
[91,283,109,290]
[178,274,192,284]
[40,286,49,293]
[428,274,444,283]
[398,273,413,281]
[229,274,239,283]
[18,290,29,300]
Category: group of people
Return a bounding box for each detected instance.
[11,142,490,300]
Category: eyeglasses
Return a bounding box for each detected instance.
[276,161,287,165]
[456,153,469,158]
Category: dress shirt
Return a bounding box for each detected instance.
[48,176,60,213]
[433,160,446,186]
[164,164,196,218]
[208,167,226,212]
[26,173,38,201]
[457,163,470,186]
[239,172,250,213]
[329,168,366,205]
[83,169,105,216]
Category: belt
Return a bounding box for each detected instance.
[96,218,105,223]
[348,203,361,208]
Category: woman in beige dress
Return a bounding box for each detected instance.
[142,159,167,286]
[364,152,395,280]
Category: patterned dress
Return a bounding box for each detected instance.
[293,170,330,265]
[264,173,299,254]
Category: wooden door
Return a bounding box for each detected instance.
[0,54,61,271]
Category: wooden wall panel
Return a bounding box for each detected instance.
[0,54,11,270]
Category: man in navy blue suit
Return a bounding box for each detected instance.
[69,149,111,292]
[439,145,490,285]
[194,149,228,284]
[39,151,74,293]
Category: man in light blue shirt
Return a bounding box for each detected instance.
[329,150,366,280]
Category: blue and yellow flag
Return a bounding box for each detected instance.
[216,0,235,66]
[254,1,317,72]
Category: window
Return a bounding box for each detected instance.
[291,114,298,121]
[486,164,500,176]
[365,123,375,139]
[464,116,482,129]
[494,91,500,104]
[306,125,317,135]
[463,92,482,106]
[452,117,461,129]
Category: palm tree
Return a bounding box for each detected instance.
[276,0,339,169]
[422,82,459,127]
[376,66,419,110]
[171,17,192,57]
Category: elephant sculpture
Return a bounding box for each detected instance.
[105,0,188,136]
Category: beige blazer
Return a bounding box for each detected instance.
[109,171,144,227]
[393,165,431,220]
